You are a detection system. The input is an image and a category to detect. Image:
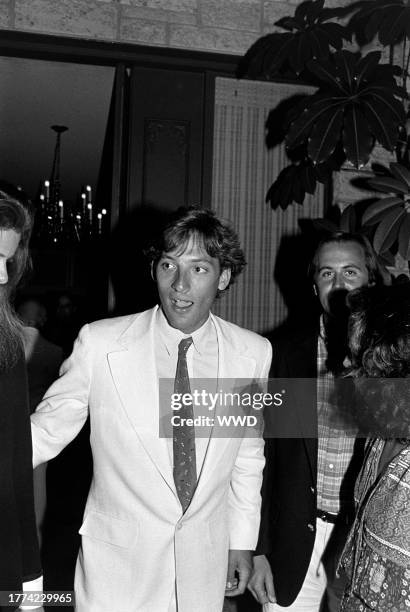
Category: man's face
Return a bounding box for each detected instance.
[314,241,369,314]
[156,236,231,334]
[0,228,20,285]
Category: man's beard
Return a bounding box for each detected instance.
[0,287,23,372]
[324,289,350,375]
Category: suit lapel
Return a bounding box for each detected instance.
[107,307,176,497]
[191,315,257,502]
[283,329,318,484]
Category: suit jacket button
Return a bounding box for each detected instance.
[307,523,315,532]
[177,523,183,530]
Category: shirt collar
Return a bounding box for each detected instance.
[319,314,325,340]
[156,306,212,356]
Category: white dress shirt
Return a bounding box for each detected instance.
[155,307,219,474]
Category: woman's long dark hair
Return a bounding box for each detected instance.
[347,283,410,438]
[0,187,33,371]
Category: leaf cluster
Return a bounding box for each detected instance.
[363,162,410,258]
[287,51,406,168]
[239,0,351,78]
[240,0,410,264]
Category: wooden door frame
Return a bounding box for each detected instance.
[0,30,239,212]
[0,30,239,71]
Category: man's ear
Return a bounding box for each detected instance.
[218,268,231,291]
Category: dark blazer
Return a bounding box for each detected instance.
[257,324,320,607]
[0,353,41,610]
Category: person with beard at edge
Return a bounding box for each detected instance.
[339,282,410,611]
[248,232,387,612]
[30,207,272,612]
[0,184,43,611]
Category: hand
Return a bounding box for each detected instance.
[248,554,276,605]
[225,549,253,597]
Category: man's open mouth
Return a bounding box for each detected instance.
[171,298,193,308]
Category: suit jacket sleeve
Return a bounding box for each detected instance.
[31,324,91,468]
[228,338,272,550]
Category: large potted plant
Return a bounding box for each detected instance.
[240,0,410,264]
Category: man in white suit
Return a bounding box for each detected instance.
[31,207,272,612]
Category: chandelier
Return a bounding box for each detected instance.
[33,125,107,245]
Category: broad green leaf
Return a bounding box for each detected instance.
[343,105,374,168]
[308,106,344,163]
[287,97,342,148]
[379,6,408,44]
[374,208,406,253]
[370,80,407,100]
[275,17,299,31]
[355,51,382,86]
[266,164,311,210]
[322,22,350,44]
[362,198,403,225]
[334,50,358,89]
[264,34,295,75]
[362,100,399,151]
[390,163,410,189]
[307,57,348,91]
[398,213,410,259]
[309,30,325,61]
[365,10,386,41]
[238,33,281,78]
[292,33,311,74]
[301,163,317,194]
[295,0,314,22]
[368,89,407,124]
[351,0,409,45]
[315,29,335,57]
[307,0,326,23]
[369,176,409,193]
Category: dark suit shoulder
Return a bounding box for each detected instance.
[266,320,319,350]
[266,321,319,379]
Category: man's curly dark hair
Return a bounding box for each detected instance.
[347,283,410,438]
[146,207,246,290]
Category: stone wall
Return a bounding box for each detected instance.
[0,0,359,56]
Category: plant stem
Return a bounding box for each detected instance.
[405,36,410,94]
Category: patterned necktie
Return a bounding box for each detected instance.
[173,337,197,512]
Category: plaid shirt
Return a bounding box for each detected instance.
[316,317,358,516]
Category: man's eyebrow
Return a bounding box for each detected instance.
[161,253,213,263]
[318,263,363,272]
[188,257,213,263]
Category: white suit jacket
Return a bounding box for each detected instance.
[31,306,272,612]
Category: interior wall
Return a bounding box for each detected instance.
[0,56,114,202]
[0,0,336,56]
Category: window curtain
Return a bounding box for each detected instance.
[211,77,324,333]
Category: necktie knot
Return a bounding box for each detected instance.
[178,337,193,356]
